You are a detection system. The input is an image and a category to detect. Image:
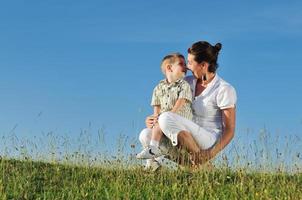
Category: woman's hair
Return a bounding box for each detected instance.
[160,53,185,74]
[187,41,222,73]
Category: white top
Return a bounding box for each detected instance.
[185,74,237,133]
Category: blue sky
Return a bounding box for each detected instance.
[0,0,302,155]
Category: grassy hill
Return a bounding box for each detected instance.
[0,158,301,199]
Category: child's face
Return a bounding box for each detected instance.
[170,57,187,79]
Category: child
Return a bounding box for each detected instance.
[136,53,193,159]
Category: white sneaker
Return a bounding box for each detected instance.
[144,159,161,172]
[155,156,179,171]
[136,146,162,159]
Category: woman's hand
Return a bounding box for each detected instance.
[191,149,214,165]
[145,115,159,129]
[201,148,216,162]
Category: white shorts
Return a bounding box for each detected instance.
[158,112,221,149]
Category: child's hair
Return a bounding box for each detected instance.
[160,53,185,74]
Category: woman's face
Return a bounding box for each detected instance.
[187,54,204,79]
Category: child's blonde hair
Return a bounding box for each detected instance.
[160,53,185,74]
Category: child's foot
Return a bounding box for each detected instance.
[136,146,162,159]
[144,159,161,172]
[155,155,179,171]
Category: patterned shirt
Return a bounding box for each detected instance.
[151,79,193,120]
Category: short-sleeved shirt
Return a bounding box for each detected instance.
[151,79,193,120]
[185,74,237,132]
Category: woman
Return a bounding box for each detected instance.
[140,41,237,168]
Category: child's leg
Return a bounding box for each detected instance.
[150,123,163,148]
[136,123,163,159]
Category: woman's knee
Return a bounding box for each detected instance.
[138,128,151,147]
[177,131,189,145]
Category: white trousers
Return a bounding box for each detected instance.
[139,111,220,151]
[159,111,220,149]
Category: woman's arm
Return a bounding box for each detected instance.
[196,107,235,164]
[209,107,236,158]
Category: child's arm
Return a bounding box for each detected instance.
[153,105,161,117]
[172,81,192,113]
[171,98,188,113]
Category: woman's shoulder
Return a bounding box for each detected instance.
[217,75,236,90]
[214,75,237,107]
[216,75,237,97]
[184,75,195,86]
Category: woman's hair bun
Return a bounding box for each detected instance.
[214,43,222,52]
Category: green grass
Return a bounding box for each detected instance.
[0,129,301,199]
[0,158,301,199]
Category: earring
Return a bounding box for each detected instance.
[203,75,207,81]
